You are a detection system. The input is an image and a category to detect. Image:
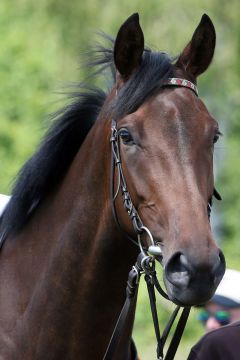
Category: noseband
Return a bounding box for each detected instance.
[105,78,200,360]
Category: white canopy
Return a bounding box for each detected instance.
[0,194,10,216]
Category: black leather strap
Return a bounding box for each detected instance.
[130,339,139,360]
[103,259,142,360]
[145,273,163,359]
[164,307,191,360]
[104,252,191,360]
[143,265,191,360]
[161,306,181,347]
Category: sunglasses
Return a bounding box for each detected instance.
[198,309,230,326]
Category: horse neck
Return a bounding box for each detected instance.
[13,115,139,359]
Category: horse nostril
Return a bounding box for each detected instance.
[165,252,191,288]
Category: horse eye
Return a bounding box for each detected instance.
[213,130,222,144]
[213,134,219,144]
[118,128,134,145]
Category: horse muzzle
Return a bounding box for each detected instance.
[163,249,226,306]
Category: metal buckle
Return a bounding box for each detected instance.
[138,226,162,258]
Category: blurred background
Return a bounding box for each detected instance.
[0,0,239,359]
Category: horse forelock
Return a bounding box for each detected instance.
[113,51,174,120]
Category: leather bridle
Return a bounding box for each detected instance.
[110,77,199,248]
[104,78,201,360]
[110,120,143,240]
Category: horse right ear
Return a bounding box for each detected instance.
[176,14,216,78]
[114,13,144,80]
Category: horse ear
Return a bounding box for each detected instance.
[176,14,216,78]
[114,13,144,79]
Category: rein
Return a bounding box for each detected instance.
[105,78,198,360]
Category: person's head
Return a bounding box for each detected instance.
[198,269,240,332]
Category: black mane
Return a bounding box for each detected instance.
[0,36,174,243]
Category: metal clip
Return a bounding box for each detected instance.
[141,255,155,274]
[132,265,141,284]
[138,225,155,256]
[148,245,162,257]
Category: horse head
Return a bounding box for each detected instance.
[112,13,225,306]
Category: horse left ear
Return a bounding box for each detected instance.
[114,13,144,79]
[176,14,216,78]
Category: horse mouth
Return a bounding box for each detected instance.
[164,281,215,306]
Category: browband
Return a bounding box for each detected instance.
[163,78,198,97]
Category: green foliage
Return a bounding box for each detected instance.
[0,1,239,359]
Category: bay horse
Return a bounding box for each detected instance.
[0,13,225,359]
